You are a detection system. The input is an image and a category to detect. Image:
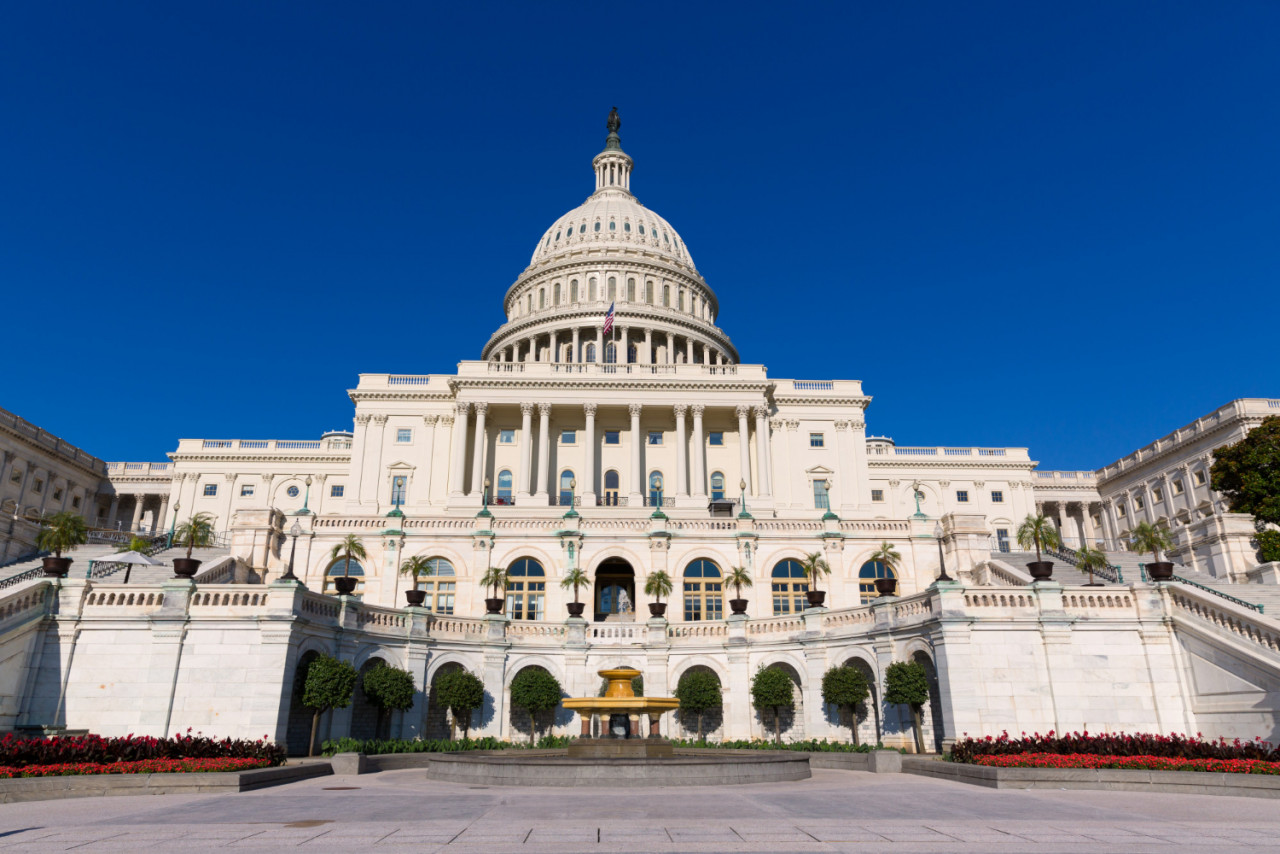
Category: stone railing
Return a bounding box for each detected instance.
[667,623,728,640]
[587,623,646,643]
[1167,586,1280,656]
[1063,590,1135,611]
[429,615,487,639]
[822,606,874,633]
[0,406,106,472]
[0,583,50,632]
[106,461,171,476]
[746,614,806,636]
[83,588,166,611]
[507,621,567,641]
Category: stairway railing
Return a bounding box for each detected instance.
[1135,562,1266,614]
[1046,546,1124,584]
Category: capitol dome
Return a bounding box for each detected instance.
[483,109,736,366]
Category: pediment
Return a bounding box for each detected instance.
[805,465,835,476]
[386,460,417,471]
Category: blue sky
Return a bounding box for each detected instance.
[2,1,1276,469]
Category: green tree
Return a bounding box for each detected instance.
[799,551,831,597]
[119,535,151,554]
[328,534,367,581]
[675,669,723,740]
[480,565,509,600]
[173,512,217,559]
[1257,530,1280,564]
[510,667,562,745]
[1211,416,1280,526]
[300,654,357,756]
[1131,520,1175,564]
[360,662,416,740]
[1075,544,1111,585]
[560,566,588,605]
[434,669,485,739]
[644,570,673,604]
[36,511,88,559]
[750,665,794,746]
[399,555,434,590]
[723,565,753,600]
[821,665,870,745]
[884,660,930,754]
[1016,514,1061,562]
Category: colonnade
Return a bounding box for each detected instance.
[494,324,730,367]
[1036,500,1102,549]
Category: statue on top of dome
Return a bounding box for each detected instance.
[607,106,621,135]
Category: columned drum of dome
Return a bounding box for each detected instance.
[481,110,738,367]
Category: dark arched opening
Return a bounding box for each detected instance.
[285,650,322,756]
[350,658,389,741]
[911,650,945,753]
[594,558,635,622]
[425,662,464,739]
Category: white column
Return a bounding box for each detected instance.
[535,403,552,501]
[629,403,644,504]
[157,494,169,534]
[582,403,597,504]
[665,332,674,365]
[449,402,470,497]
[470,402,488,498]
[1081,504,1097,547]
[518,403,534,500]
[129,495,146,532]
[572,328,580,363]
[685,338,693,364]
[644,328,653,363]
[596,327,603,363]
[674,404,689,497]
[736,405,751,496]
[754,405,772,498]
[419,415,438,504]
[106,494,121,528]
[550,330,558,362]
[691,405,707,498]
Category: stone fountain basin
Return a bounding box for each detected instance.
[561,697,680,714]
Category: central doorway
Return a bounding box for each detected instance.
[594,558,636,622]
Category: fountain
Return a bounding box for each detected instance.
[562,667,680,758]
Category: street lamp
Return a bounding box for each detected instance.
[738,478,749,518]
[933,521,953,583]
[167,501,181,549]
[282,520,301,581]
[483,477,491,513]
[301,476,312,514]
[570,477,577,504]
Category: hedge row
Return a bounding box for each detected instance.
[670,738,885,753]
[951,731,1278,764]
[320,735,573,756]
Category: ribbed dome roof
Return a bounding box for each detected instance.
[530,190,696,272]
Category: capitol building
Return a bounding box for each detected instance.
[1,112,1278,753]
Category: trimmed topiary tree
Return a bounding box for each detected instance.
[360,662,416,740]
[884,660,930,754]
[675,669,723,741]
[510,667,562,745]
[821,665,870,745]
[301,654,357,756]
[435,669,485,740]
[750,665,794,746]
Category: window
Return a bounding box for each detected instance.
[71,496,81,509]
[1117,502,1127,517]
[570,280,578,301]
[391,475,407,505]
[1172,479,1184,495]
[1135,496,1145,510]
[202,483,216,497]
[240,484,255,497]
[594,221,601,232]
[648,431,663,445]
[871,489,884,502]
[710,471,725,501]
[1194,470,1206,486]
[585,343,596,362]
[991,490,1004,503]
[603,470,620,505]
[683,559,723,621]
[708,431,724,446]
[53,488,63,501]
[663,285,670,307]
[809,433,825,448]
[649,471,664,506]
[1152,488,1163,503]
[324,558,364,596]
[858,560,895,604]
[559,470,575,506]
[395,428,412,443]
[499,429,515,444]
[995,528,1010,553]
[506,558,545,620]
[607,277,616,300]
[609,220,616,231]
[554,283,561,304]
[8,470,19,484]
[813,480,831,510]
[287,486,299,498]
[956,490,969,503]
[420,558,456,614]
[771,559,809,615]
[330,485,344,498]
[539,290,545,308]
[604,430,620,445]
[627,278,635,301]
[560,430,576,444]
[605,342,617,364]
[589,278,597,300]
[33,479,43,494]
[496,470,513,504]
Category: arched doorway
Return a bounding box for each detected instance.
[912,651,945,753]
[675,665,724,741]
[285,650,322,756]
[425,662,464,739]
[350,658,388,741]
[838,657,880,746]
[594,558,635,621]
[755,662,804,741]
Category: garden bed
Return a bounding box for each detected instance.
[0,757,274,778]
[971,753,1280,775]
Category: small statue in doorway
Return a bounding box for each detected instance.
[617,588,633,614]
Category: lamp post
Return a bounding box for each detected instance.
[933,521,953,583]
[738,478,751,518]
[483,477,491,513]
[167,501,180,549]
[301,476,312,514]
[282,520,301,581]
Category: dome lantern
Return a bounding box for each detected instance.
[593,106,633,195]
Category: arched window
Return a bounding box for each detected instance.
[421,557,456,614]
[539,289,546,309]
[624,221,631,232]
[585,342,596,363]
[678,289,685,311]
[506,558,546,620]
[627,343,637,364]
[324,558,365,596]
[559,470,575,507]
[580,223,586,233]
[645,281,653,304]
[594,221,601,232]
[554,283,561,304]
[607,277,617,301]
[683,559,723,622]
[496,470,513,505]
[589,278,597,301]
[526,294,533,314]
[858,560,895,604]
[570,279,578,302]
[609,220,616,231]
[771,559,809,615]
[604,470,620,506]
[710,471,725,501]
[626,278,636,302]
[605,342,617,364]
[648,471,664,507]
[663,285,670,307]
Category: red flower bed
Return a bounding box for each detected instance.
[0,757,274,779]
[0,731,284,768]
[951,730,1278,764]
[972,752,1280,775]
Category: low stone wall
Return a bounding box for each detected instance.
[421,749,811,787]
[0,762,332,804]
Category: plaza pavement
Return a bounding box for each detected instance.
[1,768,1280,852]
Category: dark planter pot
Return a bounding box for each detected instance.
[1026,561,1054,581]
[729,598,749,615]
[874,577,898,597]
[404,589,426,606]
[566,601,586,617]
[41,557,71,578]
[805,590,827,608]
[1147,561,1175,581]
[648,602,668,618]
[333,576,358,595]
[172,558,201,579]
[485,597,505,614]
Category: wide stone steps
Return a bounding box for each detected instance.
[0,545,230,589]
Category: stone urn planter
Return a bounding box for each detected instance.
[172,558,201,579]
[729,598,749,615]
[566,601,586,617]
[485,597,504,614]
[1147,561,1175,581]
[805,590,827,608]
[874,577,898,597]
[41,557,71,578]
[333,576,358,595]
[1026,561,1054,581]
[404,589,426,606]
[648,602,667,618]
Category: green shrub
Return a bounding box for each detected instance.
[750,666,794,746]
[360,663,416,739]
[510,667,562,745]
[319,735,572,756]
[435,669,485,739]
[301,655,357,757]
[1257,529,1280,563]
[668,738,896,753]
[885,660,930,754]
[674,670,722,740]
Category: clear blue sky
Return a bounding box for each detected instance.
[2,1,1276,469]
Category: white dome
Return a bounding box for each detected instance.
[530,189,697,273]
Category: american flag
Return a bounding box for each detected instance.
[602,302,615,336]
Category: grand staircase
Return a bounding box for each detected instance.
[0,543,233,591]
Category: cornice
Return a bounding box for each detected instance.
[771,396,871,408]
[169,453,352,464]
[867,459,1033,471]
[448,378,772,394]
[1095,413,1265,485]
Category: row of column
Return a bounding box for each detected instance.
[0,451,96,522]
[497,325,728,366]
[1037,501,1100,549]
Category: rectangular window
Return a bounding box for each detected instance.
[648,431,663,445]
[391,475,407,505]
[996,528,1010,553]
[498,429,515,444]
[560,430,576,444]
[9,469,19,483]
[203,483,217,497]
[240,484,254,497]
[708,431,724,446]
[71,496,81,509]
[1117,502,1127,517]
[809,432,824,448]
[871,489,884,502]
[1135,496,1145,510]
[330,484,345,498]
[395,428,413,443]
[33,479,43,494]
[1194,470,1206,485]
[813,480,830,510]
[53,488,63,501]
[956,490,969,503]
[604,430,620,445]
[1152,488,1163,503]
[1172,479,1184,495]
[991,490,1004,503]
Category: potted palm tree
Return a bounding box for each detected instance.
[723,565,753,615]
[172,512,216,578]
[480,565,508,614]
[1075,543,1109,587]
[400,555,434,606]
[36,511,88,577]
[868,541,901,596]
[1132,520,1176,581]
[1016,514,1061,580]
[561,566,588,617]
[644,569,673,618]
[800,551,831,607]
[328,533,366,594]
